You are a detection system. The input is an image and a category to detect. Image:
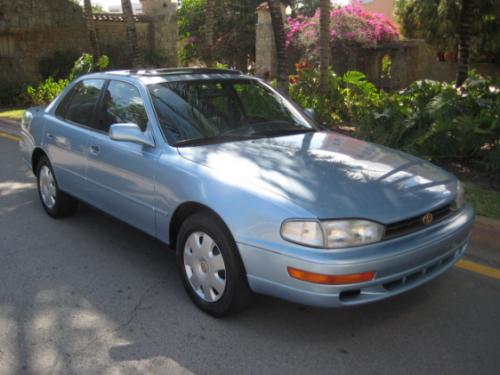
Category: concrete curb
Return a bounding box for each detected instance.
[471,216,500,253]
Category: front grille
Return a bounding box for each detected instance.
[383,204,453,240]
[338,242,467,304]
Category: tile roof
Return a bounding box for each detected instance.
[92,13,151,23]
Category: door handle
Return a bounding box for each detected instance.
[89,145,100,155]
[46,132,54,140]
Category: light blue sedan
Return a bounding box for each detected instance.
[20,68,475,316]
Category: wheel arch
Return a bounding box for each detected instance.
[169,201,233,251]
[31,147,48,176]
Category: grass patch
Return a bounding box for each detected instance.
[0,108,25,120]
[465,184,500,219]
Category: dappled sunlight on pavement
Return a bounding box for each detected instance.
[0,181,35,197]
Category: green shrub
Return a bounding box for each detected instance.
[70,53,109,79]
[38,50,80,80]
[26,77,70,106]
[26,53,110,105]
[289,66,500,173]
[356,74,500,171]
[0,82,29,106]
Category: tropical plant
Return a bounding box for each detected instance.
[267,0,289,94]
[395,0,500,65]
[26,53,110,105]
[205,0,215,66]
[355,73,500,171]
[70,53,110,79]
[319,0,330,93]
[178,0,260,70]
[121,0,141,67]
[38,50,80,80]
[83,0,100,60]
[26,77,70,106]
[289,65,500,173]
[455,0,475,87]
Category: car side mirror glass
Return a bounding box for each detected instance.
[109,123,154,147]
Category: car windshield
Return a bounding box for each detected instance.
[148,79,316,146]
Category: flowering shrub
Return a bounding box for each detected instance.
[287,1,399,61]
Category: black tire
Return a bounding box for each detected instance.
[36,156,78,218]
[176,211,253,317]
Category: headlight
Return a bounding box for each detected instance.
[281,219,384,249]
[280,220,324,248]
[322,220,385,248]
[452,181,465,211]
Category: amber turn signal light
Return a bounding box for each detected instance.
[287,267,375,285]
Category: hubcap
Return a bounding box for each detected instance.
[184,232,227,302]
[39,165,57,209]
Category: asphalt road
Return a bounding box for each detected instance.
[1,136,499,375]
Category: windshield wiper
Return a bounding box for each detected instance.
[175,134,258,147]
[250,128,317,137]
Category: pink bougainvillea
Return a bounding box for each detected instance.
[286,1,399,58]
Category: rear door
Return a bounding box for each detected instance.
[44,79,105,199]
[85,79,160,236]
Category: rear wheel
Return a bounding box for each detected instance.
[176,212,252,317]
[36,156,78,217]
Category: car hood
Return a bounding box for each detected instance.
[177,131,457,223]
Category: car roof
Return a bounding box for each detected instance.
[90,68,256,85]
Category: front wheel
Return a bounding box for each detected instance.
[176,212,252,317]
[36,156,78,217]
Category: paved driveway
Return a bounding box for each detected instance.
[0,136,499,375]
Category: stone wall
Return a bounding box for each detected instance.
[93,14,154,68]
[0,0,89,87]
[93,0,178,69]
[331,41,500,90]
[0,0,178,103]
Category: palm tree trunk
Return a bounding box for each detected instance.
[456,0,474,87]
[319,0,330,93]
[121,0,141,68]
[267,0,288,95]
[205,0,215,67]
[83,0,100,60]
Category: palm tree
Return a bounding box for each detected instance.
[319,0,330,93]
[456,0,475,87]
[205,0,215,67]
[267,0,288,95]
[121,0,141,68]
[83,0,100,60]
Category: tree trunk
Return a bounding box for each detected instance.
[205,0,215,67]
[456,0,474,87]
[319,0,330,93]
[267,0,288,95]
[83,0,100,60]
[121,0,141,68]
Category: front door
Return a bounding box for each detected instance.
[85,79,159,236]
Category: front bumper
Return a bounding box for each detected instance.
[238,205,474,307]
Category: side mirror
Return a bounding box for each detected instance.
[304,108,317,121]
[109,123,154,147]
